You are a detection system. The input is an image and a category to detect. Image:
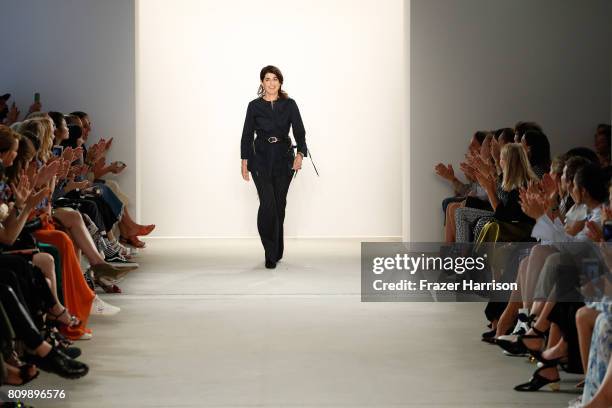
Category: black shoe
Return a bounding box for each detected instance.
[30,347,89,379]
[481,329,496,344]
[495,338,528,355]
[514,365,560,392]
[61,346,82,359]
[265,260,276,269]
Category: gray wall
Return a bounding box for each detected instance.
[0,0,136,211]
[411,0,612,241]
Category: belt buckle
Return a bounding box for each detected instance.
[267,136,278,143]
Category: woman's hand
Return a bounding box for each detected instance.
[434,163,455,182]
[586,220,604,242]
[292,154,303,171]
[25,187,50,210]
[519,187,547,220]
[490,137,501,165]
[10,172,31,210]
[241,160,250,181]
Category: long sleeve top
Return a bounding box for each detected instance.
[240,97,307,176]
[494,188,535,225]
[531,206,601,243]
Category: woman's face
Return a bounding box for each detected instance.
[549,170,563,193]
[561,165,570,195]
[499,154,506,170]
[570,176,584,204]
[262,73,280,97]
[81,116,91,141]
[54,118,69,142]
[0,139,19,167]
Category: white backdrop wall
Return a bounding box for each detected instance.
[0,0,136,208]
[137,0,405,238]
[410,0,612,242]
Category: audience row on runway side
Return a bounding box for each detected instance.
[435,123,612,407]
[0,93,155,388]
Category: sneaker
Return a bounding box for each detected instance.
[75,332,93,341]
[90,296,120,316]
[105,252,139,268]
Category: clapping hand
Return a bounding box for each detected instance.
[480,134,492,162]
[25,186,50,210]
[109,161,126,174]
[490,137,501,165]
[9,171,31,209]
[519,183,548,220]
[434,163,455,181]
[459,161,476,181]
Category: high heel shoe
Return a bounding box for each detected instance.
[121,235,146,248]
[517,327,548,360]
[481,329,497,344]
[95,276,122,293]
[136,224,155,236]
[497,326,546,356]
[46,307,81,328]
[90,263,131,280]
[5,363,40,386]
[514,365,560,392]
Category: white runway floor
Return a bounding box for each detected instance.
[9,239,580,407]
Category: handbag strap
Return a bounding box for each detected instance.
[292,146,320,178]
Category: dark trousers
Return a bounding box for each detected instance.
[0,282,44,350]
[252,171,293,263]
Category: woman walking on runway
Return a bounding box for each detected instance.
[240,65,308,269]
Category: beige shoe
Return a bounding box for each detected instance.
[91,263,133,279]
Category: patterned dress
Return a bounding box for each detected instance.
[582,299,612,405]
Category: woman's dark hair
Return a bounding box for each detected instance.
[522,130,551,171]
[565,147,600,166]
[23,132,40,152]
[514,121,542,138]
[70,111,88,119]
[48,111,65,130]
[494,128,514,144]
[6,136,35,184]
[0,125,20,153]
[565,156,591,184]
[257,65,288,100]
[574,163,608,203]
[61,125,82,149]
[473,131,488,145]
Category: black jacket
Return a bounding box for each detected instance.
[240,97,307,175]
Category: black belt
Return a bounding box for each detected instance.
[258,136,290,144]
[256,136,320,177]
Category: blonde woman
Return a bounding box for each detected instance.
[474,143,538,243]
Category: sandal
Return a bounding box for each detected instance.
[47,307,81,328]
[121,235,146,248]
[5,362,40,386]
[46,327,74,349]
[514,365,560,392]
[95,276,122,293]
[517,327,550,362]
